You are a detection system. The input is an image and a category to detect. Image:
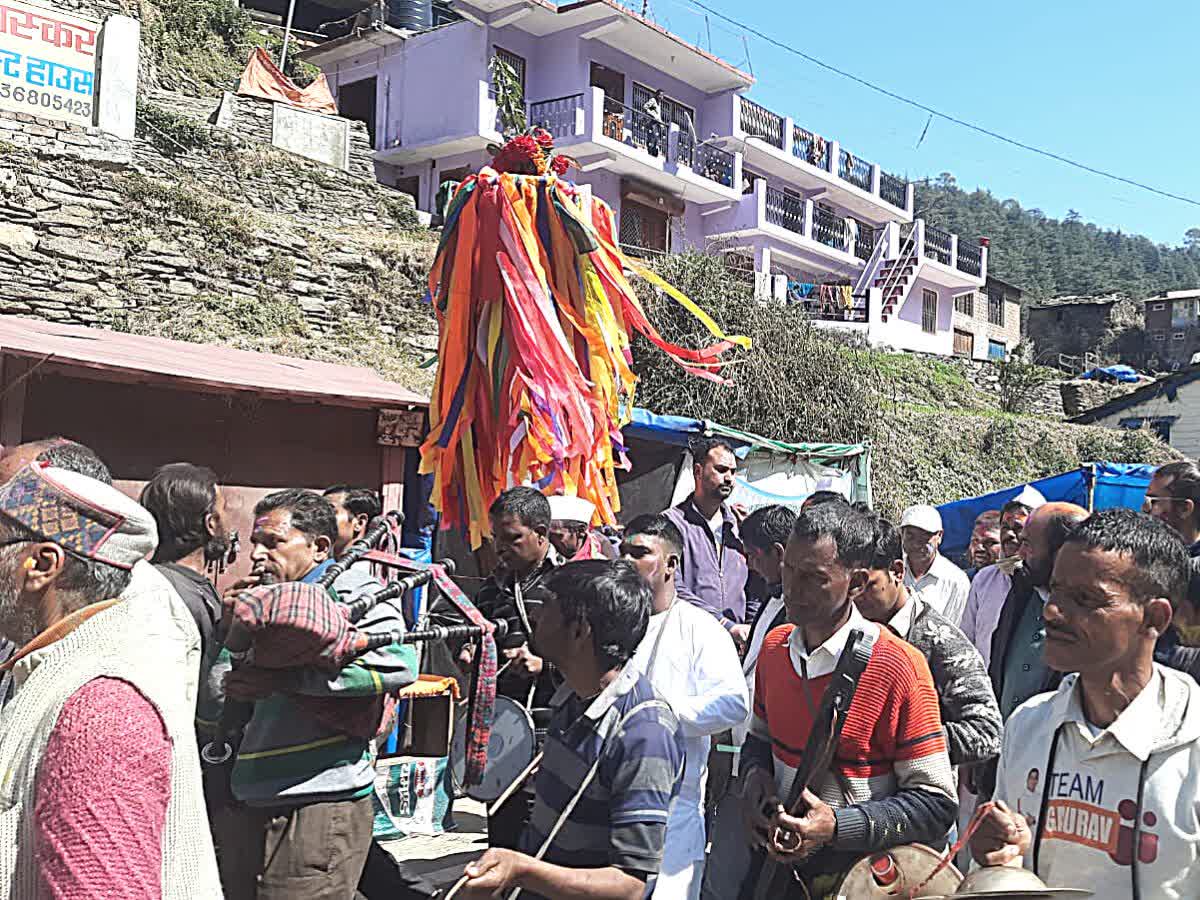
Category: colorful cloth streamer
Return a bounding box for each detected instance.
[420,168,748,547]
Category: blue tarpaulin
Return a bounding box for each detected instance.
[1081,365,1141,384]
[938,463,1157,562]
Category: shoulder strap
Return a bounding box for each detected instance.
[781,627,877,814]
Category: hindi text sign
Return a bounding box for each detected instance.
[0,1,98,127]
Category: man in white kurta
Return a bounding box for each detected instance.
[622,514,749,900]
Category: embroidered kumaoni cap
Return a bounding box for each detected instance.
[0,462,157,570]
[548,494,596,525]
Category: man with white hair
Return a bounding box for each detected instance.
[0,461,220,898]
[900,504,971,626]
[548,494,615,562]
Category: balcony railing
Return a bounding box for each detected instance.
[879,171,907,210]
[924,224,953,266]
[793,283,868,323]
[956,242,983,277]
[813,205,848,253]
[602,96,667,158]
[853,223,877,262]
[765,186,804,234]
[838,149,872,192]
[673,132,735,188]
[528,94,583,140]
[740,98,784,149]
[792,125,830,170]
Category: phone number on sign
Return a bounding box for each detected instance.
[0,83,91,118]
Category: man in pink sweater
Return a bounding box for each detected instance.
[0,457,219,898]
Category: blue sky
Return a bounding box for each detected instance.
[644,0,1199,247]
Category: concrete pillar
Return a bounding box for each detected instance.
[781,116,794,156]
[905,181,915,215]
[97,15,140,139]
[802,198,814,240]
[979,241,989,281]
[950,233,959,269]
[667,122,681,166]
[870,163,881,197]
[731,150,743,195]
[755,179,767,227]
[827,139,840,175]
[587,86,604,142]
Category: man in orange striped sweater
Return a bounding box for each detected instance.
[741,500,957,897]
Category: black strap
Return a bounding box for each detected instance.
[781,626,877,814]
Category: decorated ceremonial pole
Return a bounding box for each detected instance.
[419,127,750,547]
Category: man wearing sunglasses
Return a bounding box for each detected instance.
[1143,461,1200,557]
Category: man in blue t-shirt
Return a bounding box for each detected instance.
[459,560,686,900]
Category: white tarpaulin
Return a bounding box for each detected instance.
[670,451,854,513]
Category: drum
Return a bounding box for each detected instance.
[449,695,537,803]
[835,844,962,899]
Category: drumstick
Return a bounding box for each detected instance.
[488,751,543,818]
[444,753,545,900]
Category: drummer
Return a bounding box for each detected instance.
[971,509,1200,900]
[548,495,617,561]
[459,560,686,900]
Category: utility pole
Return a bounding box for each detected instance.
[279,0,298,72]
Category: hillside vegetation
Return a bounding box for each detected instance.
[918,174,1200,302]
[634,254,1175,514]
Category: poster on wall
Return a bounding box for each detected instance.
[0,1,99,128]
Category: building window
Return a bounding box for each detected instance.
[953,329,974,357]
[493,46,527,95]
[987,286,1004,326]
[1120,417,1175,442]
[954,292,974,317]
[1175,332,1186,341]
[1152,303,1166,311]
[619,199,670,257]
[988,339,1006,360]
[1154,332,1166,342]
[921,289,937,334]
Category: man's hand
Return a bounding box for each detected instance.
[767,789,836,862]
[504,644,544,677]
[970,801,1031,867]
[741,768,778,848]
[460,848,529,898]
[729,623,752,650]
[221,575,263,612]
[731,502,750,523]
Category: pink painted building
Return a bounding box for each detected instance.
[298,0,989,356]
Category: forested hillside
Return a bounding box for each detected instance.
[916,175,1200,302]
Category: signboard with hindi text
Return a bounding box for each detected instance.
[0,1,98,128]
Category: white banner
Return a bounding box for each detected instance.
[0,1,99,128]
[671,450,854,513]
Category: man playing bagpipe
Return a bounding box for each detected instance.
[213,489,416,900]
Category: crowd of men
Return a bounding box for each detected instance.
[1,433,1200,899]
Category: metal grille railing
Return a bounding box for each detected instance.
[924,224,953,266]
[603,96,667,158]
[956,242,983,277]
[813,205,847,252]
[838,149,872,191]
[852,223,877,262]
[792,125,829,169]
[879,171,907,209]
[527,94,583,139]
[765,186,804,234]
[693,143,735,188]
[676,129,695,166]
[739,98,784,149]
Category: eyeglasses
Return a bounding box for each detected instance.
[1142,495,1184,512]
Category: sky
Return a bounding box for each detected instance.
[639,0,1200,247]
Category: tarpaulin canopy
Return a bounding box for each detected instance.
[937,462,1158,562]
[620,407,872,516]
[238,47,337,114]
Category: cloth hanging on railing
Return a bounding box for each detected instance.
[839,285,853,309]
[787,281,816,302]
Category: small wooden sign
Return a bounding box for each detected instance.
[377,408,424,447]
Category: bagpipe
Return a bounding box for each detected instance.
[201,512,511,790]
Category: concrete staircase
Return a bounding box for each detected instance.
[875,250,920,322]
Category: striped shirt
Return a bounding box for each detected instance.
[521,665,685,894]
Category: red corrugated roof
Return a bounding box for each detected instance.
[0,316,428,409]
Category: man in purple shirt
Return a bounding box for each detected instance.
[664,437,751,645]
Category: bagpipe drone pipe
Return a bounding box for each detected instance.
[201,514,510,789]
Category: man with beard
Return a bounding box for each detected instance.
[140,463,233,678]
[665,437,751,645]
[960,486,1047,666]
[0,462,221,897]
[965,510,1002,578]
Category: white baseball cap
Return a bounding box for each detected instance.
[899,504,943,534]
[1010,485,1047,510]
